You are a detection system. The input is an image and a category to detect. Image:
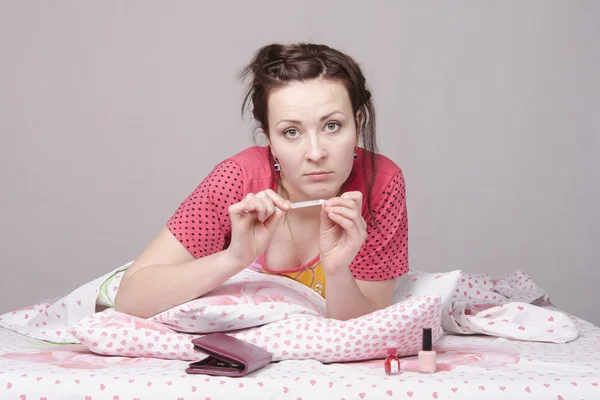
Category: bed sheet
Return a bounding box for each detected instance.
[1,308,599,400]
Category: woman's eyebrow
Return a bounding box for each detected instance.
[275,111,346,128]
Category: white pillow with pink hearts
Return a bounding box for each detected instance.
[392,269,462,331]
[450,301,578,343]
[69,294,443,363]
[229,294,443,362]
[69,309,200,360]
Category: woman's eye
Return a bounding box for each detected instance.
[283,129,299,138]
[325,122,340,132]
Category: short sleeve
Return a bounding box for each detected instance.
[350,171,409,281]
[166,160,244,258]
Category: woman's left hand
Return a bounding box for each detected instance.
[319,191,367,275]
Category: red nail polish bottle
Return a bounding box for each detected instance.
[384,341,401,376]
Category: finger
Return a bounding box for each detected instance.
[228,195,256,216]
[263,207,286,232]
[341,191,363,209]
[243,193,258,211]
[338,193,366,229]
[246,193,268,222]
[327,209,367,245]
[264,189,291,211]
[326,210,355,231]
[327,205,367,233]
[256,192,275,222]
[324,205,360,222]
[244,193,267,222]
[325,197,360,214]
[324,197,354,209]
[320,202,336,230]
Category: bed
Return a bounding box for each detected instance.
[1,263,599,400]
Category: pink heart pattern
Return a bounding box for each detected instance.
[1,265,599,400]
[444,271,578,343]
[1,321,600,400]
[70,295,442,363]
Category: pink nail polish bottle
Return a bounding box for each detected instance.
[418,327,436,374]
[384,341,401,375]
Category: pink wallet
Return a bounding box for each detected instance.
[185,333,273,377]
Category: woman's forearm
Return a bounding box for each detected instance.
[114,249,244,319]
[324,266,380,320]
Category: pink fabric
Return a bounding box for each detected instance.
[166,146,409,281]
[68,295,442,363]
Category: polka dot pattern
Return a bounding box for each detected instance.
[350,171,409,281]
[167,161,244,258]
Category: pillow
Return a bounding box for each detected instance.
[100,267,455,336]
[69,295,442,363]
[451,301,578,343]
[229,294,443,362]
[69,309,199,361]
[150,269,326,333]
[392,269,462,332]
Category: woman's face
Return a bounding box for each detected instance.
[266,78,359,202]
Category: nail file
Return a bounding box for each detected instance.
[275,199,325,212]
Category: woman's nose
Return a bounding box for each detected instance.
[305,135,327,161]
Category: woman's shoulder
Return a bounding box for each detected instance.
[351,148,405,212]
[220,146,271,175]
[225,145,270,163]
[219,146,273,192]
[356,147,404,184]
[373,151,403,179]
[372,152,405,203]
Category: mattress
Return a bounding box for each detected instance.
[1,310,599,400]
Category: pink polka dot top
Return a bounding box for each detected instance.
[166,146,409,282]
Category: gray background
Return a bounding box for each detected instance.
[1,1,599,325]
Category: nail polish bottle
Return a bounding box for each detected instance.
[418,327,436,374]
[384,341,401,375]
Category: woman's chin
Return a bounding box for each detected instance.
[289,181,343,201]
[306,187,340,200]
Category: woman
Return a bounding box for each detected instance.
[114,43,409,321]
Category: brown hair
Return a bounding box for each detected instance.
[238,42,380,226]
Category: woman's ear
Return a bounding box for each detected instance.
[262,127,271,146]
[268,142,278,161]
[355,110,364,141]
[356,110,363,126]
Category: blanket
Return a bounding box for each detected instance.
[0,261,578,364]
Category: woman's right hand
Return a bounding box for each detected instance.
[227,189,291,268]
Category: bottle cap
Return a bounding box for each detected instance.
[386,341,397,356]
[422,327,432,351]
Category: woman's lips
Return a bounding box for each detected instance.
[305,172,332,181]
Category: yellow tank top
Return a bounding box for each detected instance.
[247,254,326,298]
